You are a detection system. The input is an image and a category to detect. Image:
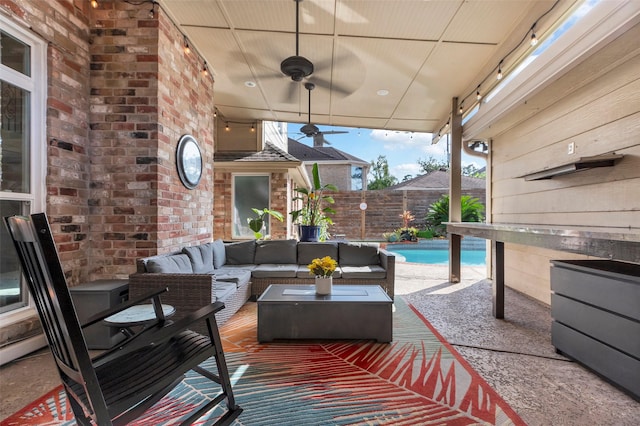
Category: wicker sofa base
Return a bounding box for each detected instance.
[251,277,394,299]
[128,272,251,334]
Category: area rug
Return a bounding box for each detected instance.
[2,298,525,425]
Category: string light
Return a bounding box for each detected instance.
[225,122,230,131]
[202,62,209,77]
[184,36,191,54]
[213,109,217,118]
[458,103,464,114]
[91,0,98,8]
[454,0,560,122]
[530,27,539,46]
[251,124,255,132]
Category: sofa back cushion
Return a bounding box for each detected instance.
[297,242,339,265]
[182,243,214,273]
[338,242,380,266]
[146,254,194,273]
[225,240,256,265]
[212,239,226,269]
[255,239,297,264]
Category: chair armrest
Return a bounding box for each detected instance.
[80,288,169,328]
[93,301,226,365]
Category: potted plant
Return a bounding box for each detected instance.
[248,207,284,240]
[307,256,338,294]
[290,163,337,242]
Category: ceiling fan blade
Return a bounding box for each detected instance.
[320,130,348,136]
[312,78,354,97]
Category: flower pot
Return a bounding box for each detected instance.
[315,276,333,295]
[300,225,321,242]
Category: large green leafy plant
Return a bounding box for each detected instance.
[248,208,284,239]
[425,195,485,236]
[291,163,337,227]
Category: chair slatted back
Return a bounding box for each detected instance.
[4,214,109,420]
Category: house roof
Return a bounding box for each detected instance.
[388,169,485,191]
[287,138,368,165]
[214,142,308,186]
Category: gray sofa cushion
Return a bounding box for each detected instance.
[297,242,339,265]
[212,239,226,269]
[218,264,256,272]
[215,269,251,288]
[255,239,297,264]
[146,254,193,273]
[296,265,342,279]
[339,242,380,266]
[225,240,256,264]
[251,264,298,278]
[215,281,237,303]
[182,243,214,273]
[340,265,386,279]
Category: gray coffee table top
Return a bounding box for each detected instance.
[258,284,391,304]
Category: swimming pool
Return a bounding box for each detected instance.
[386,237,486,266]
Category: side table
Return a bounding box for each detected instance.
[104,304,176,337]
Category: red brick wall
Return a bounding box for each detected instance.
[1,0,215,283]
[329,189,486,240]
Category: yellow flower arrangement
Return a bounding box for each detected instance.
[307,256,338,278]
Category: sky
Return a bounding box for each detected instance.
[287,123,486,181]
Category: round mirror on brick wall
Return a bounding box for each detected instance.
[176,134,203,189]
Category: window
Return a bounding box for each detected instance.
[232,175,270,239]
[351,166,363,190]
[0,19,46,319]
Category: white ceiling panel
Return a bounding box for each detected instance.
[159,0,578,133]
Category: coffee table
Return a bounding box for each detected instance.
[257,284,392,343]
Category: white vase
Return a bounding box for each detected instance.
[315,276,333,295]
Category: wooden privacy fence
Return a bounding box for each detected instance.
[329,189,486,241]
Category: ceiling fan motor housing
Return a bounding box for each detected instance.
[281,55,314,81]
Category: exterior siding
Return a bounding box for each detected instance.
[487,22,640,303]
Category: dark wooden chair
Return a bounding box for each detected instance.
[4,213,243,426]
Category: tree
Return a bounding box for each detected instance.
[368,155,398,190]
[417,156,449,174]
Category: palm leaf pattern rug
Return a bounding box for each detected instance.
[2,298,525,425]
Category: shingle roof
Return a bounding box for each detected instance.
[287,139,368,164]
[214,141,299,163]
[388,169,486,190]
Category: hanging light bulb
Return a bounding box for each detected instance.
[225,122,230,131]
[529,24,538,46]
[250,123,255,132]
[213,109,217,118]
[497,61,503,80]
[476,86,482,101]
[458,103,464,114]
[91,0,99,8]
[184,37,191,54]
[202,62,209,77]
[148,6,155,19]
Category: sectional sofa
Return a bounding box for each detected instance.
[128,239,395,333]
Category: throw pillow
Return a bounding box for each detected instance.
[146,254,194,273]
[212,239,226,269]
[338,242,380,266]
[182,243,214,273]
[255,239,297,264]
[224,240,256,264]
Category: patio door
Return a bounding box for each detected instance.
[0,17,47,361]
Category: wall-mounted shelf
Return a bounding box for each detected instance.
[520,153,624,181]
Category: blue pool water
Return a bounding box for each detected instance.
[387,249,486,265]
[386,237,487,266]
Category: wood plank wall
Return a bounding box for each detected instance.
[486,22,640,304]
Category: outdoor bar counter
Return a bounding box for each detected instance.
[445,222,640,318]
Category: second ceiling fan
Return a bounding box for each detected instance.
[299,82,347,147]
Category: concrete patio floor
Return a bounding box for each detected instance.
[1,262,638,424]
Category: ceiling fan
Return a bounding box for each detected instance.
[280,0,352,101]
[299,82,348,147]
